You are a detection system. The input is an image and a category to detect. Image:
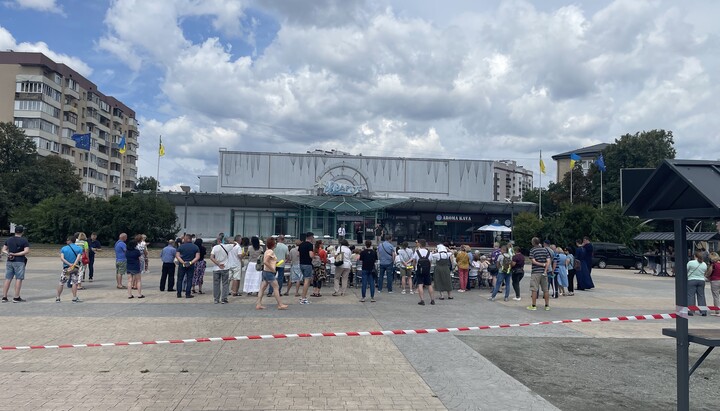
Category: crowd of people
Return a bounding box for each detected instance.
[5,227,677,312]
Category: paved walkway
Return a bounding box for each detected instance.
[0,257,717,410]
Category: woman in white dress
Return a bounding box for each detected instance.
[243,236,263,296]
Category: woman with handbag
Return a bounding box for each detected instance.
[687,251,708,316]
[243,236,263,296]
[707,252,720,316]
[255,237,288,310]
[311,240,327,297]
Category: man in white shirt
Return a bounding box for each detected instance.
[210,236,236,304]
[337,225,346,242]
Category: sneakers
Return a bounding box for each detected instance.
[504,297,508,302]
[221,299,228,304]
[430,300,435,305]
[401,290,406,295]
[1,297,7,303]
[55,297,61,303]
[387,291,393,294]
[410,290,414,295]
[214,300,220,304]
[488,296,495,302]
[12,297,25,303]
[544,306,550,311]
[72,297,82,303]
[526,305,537,311]
[370,298,376,303]
[418,300,425,305]
[300,299,310,305]
[513,297,521,301]
[360,298,366,303]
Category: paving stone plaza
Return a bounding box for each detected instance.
[0,257,718,410]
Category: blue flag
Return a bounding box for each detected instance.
[118,135,126,154]
[71,133,91,151]
[596,154,606,172]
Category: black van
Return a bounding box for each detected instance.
[591,242,646,269]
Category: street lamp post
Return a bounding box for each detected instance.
[507,196,520,241]
[180,185,191,234]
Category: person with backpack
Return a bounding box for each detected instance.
[487,242,501,289]
[333,240,353,296]
[57,235,83,303]
[413,239,436,306]
[489,245,513,301]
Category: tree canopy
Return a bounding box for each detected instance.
[136,176,159,191]
[514,129,678,252]
[1,121,179,242]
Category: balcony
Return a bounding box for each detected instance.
[63,87,79,100]
[110,170,121,178]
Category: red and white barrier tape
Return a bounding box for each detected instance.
[0,313,676,351]
[676,305,720,318]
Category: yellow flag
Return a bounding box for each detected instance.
[569,159,576,169]
[159,137,165,157]
[118,135,126,154]
[539,158,546,175]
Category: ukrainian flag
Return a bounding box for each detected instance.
[118,135,127,154]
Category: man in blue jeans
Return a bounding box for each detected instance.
[175,234,200,298]
[2,226,30,303]
[377,234,396,293]
[298,232,315,304]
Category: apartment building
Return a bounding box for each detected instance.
[493,160,533,201]
[0,51,139,198]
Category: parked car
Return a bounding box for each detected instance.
[591,242,647,269]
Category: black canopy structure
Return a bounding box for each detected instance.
[633,232,720,242]
[624,159,720,410]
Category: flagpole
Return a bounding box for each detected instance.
[85,150,90,196]
[570,164,573,204]
[156,135,161,195]
[600,169,603,209]
[539,150,543,219]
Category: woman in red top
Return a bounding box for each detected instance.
[708,252,720,316]
[311,240,328,297]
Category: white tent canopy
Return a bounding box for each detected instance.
[477,224,512,232]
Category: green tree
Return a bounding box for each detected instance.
[602,129,676,204]
[542,204,598,248]
[591,204,643,247]
[3,155,80,206]
[512,212,545,252]
[547,165,594,207]
[0,122,36,174]
[12,192,179,243]
[522,188,557,217]
[135,176,159,191]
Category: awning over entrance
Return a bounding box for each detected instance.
[634,232,720,242]
[271,195,409,213]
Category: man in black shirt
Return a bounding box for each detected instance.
[298,232,315,305]
[358,240,378,302]
[88,232,102,282]
[2,226,30,303]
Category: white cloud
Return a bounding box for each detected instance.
[5,0,64,15]
[95,0,720,187]
[0,25,92,76]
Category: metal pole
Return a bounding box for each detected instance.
[510,201,514,241]
[570,166,573,204]
[539,171,542,220]
[85,152,90,196]
[600,170,603,209]
[183,194,189,234]
[674,218,689,411]
[156,135,161,195]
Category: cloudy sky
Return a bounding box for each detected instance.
[1,0,718,190]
